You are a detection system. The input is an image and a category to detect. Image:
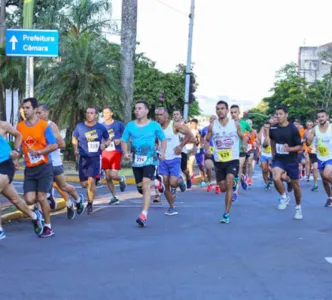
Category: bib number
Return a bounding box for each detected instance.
[134,155,147,165]
[276,143,289,155]
[218,149,232,162]
[28,153,45,165]
[106,142,116,152]
[88,141,100,153]
[318,146,328,156]
[247,144,253,152]
[209,146,214,153]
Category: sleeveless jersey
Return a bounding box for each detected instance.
[163,121,181,160]
[315,124,332,161]
[260,133,272,158]
[0,135,12,163]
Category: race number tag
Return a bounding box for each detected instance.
[28,153,45,165]
[218,149,232,162]
[88,141,100,153]
[209,146,214,153]
[247,144,253,152]
[134,155,147,165]
[106,142,116,152]
[263,146,271,153]
[276,143,289,155]
[318,146,328,156]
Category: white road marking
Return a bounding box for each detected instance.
[325,257,332,264]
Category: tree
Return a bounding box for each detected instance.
[120,0,137,124]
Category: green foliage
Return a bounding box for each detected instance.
[244,108,268,130]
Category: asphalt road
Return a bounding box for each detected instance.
[0,172,332,300]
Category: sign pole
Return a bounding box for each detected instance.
[23,0,35,98]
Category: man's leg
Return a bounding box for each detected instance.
[0,174,10,236]
[321,164,332,206]
[272,162,291,210]
[105,169,116,197]
[261,161,269,185]
[247,153,254,185]
[187,153,195,177]
[87,177,96,203]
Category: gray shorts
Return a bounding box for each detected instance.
[24,163,53,194]
[53,165,64,177]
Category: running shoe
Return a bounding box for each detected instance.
[278,195,290,210]
[67,205,76,220]
[32,206,44,221]
[247,178,253,186]
[39,226,55,238]
[154,175,165,193]
[215,186,221,194]
[311,185,319,192]
[324,198,332,207]
[306,175,310,182]
[200,181,206,187]
[86,202,93,215]
[241,174,248,190]
[109,196,120,205]
[294,206,303,220]
[136,213,147,227]
[119,175,127,192]
[32,210,44,235]
[153,194,161,202]
[47,194,57,210]
[0,230,6,240]
[179,174,187,192]
[233,177,239,192]
[165,207,179,216]
[264,183,271,190]
[76,194,85,215]
[286,181,293,193]
[186,177,192,189]
[220,213,230,224]
[268,176,273,185]
[301,169,305,178]
[232,193,238,202]
[206,184,213,192]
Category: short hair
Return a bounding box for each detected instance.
[87,107,98,114]
[216,100,229,110]
[230,104,239,110]
[276,105,288,113]
[190,118,198,124]
[155,107,168,113]
[136,101,149,110]
[317,109,327,115]
[173,109,183,116]
[264,121,270,125]
[103,106,113,112]
[306,120,313,124]
[23,97,38,109]
[38,104,49,111]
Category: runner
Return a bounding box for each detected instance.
[269,105,303,219]
[72,107,110,214]
[101,106,127,205]
[0,120,44,239]
[201,115,220,193]
[17,97,58,237]
[294,119,308,179]
[155,107,194,215]
[306,110,332,206]
[121,101,166,227]
[204,100,246,223]
[246,119,257,186]
[36,104,85,219]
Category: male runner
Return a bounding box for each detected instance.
[304,120,318,191]
[269,105,303,219]
[72,107,110,214]
[37,104,85,219]
[155,107,194,215]
[246,119,257,186]
[101,106,127,205]
[17,97,58,237]
[306,110,332,206]
[294,119,308,179]
[205,100,246,223]
[0,121,44,239]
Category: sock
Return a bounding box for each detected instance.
[74,199,81,204]
[141,210,148,217]
[32,212,37,220]
[295,205,301,209]
[66,200,74,207]
[44,223,51,229]
[281,193,287,199]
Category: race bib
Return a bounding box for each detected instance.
[263,146,271,153]
[247,144,253,152]
[106,142,116,152]
[134,155,147,165]
[318,146,328,157]
[28,153,45,165]
[218,149,232,162]
[88,141,100,153]
[209,146,214,153]
[276,143,289,155]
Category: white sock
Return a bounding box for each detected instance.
[67,200,74,207]
[44,223,51,229]
[142,210,148,217]
[281,193,287,199]
[296,205,301,209]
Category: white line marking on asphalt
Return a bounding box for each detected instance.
[325,257,332,264]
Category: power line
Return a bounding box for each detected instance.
[152,0,188,16]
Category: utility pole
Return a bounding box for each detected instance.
[23,0,34,98]
[183,0,195,121]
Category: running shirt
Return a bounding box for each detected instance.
[0,135,12,163]
[102,120,125,152]
[314,124,332,161]
[73,122,109,157]
[121,120,165,167]
[211,119,240,162]
[260,133,272,158]
[239,119,252,151]
[269,123,302,162]
[48,120,62,167]
[247,129,257,152]
[162,121,181,160]
[17,119,57,167]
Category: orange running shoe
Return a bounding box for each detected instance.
[215,186,221,194]
[247,178,253,186]
[136,213,147,227]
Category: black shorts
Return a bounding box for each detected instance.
[24,163,53,194]
[53,165,64,177]
[133,165,156,184]
[240,152,249,159]
[79,156,101,182]
[215,160,239,182]
[181,152,188,172]
[248,149,258,160]
[0,158,15,184]
[309,153,318,164]
[204,154,215,163]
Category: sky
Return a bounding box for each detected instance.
[109,0,332,115]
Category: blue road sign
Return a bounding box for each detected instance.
[6,29,59,57]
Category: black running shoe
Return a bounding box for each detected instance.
[67,205,76,220]
[76,194,85,215]
[39,226,55,238]
[86,202,93,215]
[47,194,57,210]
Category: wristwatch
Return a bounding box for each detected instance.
[13,148,21,154]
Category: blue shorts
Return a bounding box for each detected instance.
[195,149,204,167]
[79,156,101,182]
[158,157,181,177]
[260,155,271,163]
[272,160,299,180]
[317,159,332,171]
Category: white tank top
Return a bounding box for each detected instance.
[212,119,239,162]
[315,124,332,161]
[260,133,272,158]
[48,120,63,167]
[163,121,181,160]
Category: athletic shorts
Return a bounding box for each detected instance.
[102,150,122,170]
[214,159,239,182]
[24,163,53,194]
[204,154,215,163]
[195,150,204,168]
[297,153,305,163]
[249,149,258,160]
[132,165,156,184]
[0,158,15,184]
[309,153,318,164]
[53,165,64,177]
[317,159,332,171]
[79,156,101,182]
[259,155,271,163]
[181,152,188,172]
[158,157,181,177]
[271,159,299,180]
[240,152,249,159]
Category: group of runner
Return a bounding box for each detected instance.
[1,97,332,238]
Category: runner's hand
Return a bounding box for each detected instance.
[10,150,19,159]
[13,159,19,170]
[100,143,106,150]
[124,153,132,160]
[283,144,290,152]
[174,146,182,155]
[159,152,165,161]
[74,149,79,156]
[28,148,38,156]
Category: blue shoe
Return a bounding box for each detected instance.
[311,185,319,192]
[200,181,206,187]
[268,176,273,185]
[264,183,271,190]
[240,175,248,190]
[179,174,187,192]
[119,175,127,192]
[233,177,239,192]
[232,193,238,202]
[0,230,6,240]
[32,210,44,236]
[186,177,192,189]
[220,213,230,224]
[165,207,178,216]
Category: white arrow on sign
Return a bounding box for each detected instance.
[9,35,18,50]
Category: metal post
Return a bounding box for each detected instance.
[183,0,195,121]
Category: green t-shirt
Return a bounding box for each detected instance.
[239,119,252,151]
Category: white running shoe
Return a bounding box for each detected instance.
[278,195,290,210]
[294,206,303,220]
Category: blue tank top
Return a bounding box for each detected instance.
[0,135,12,163]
